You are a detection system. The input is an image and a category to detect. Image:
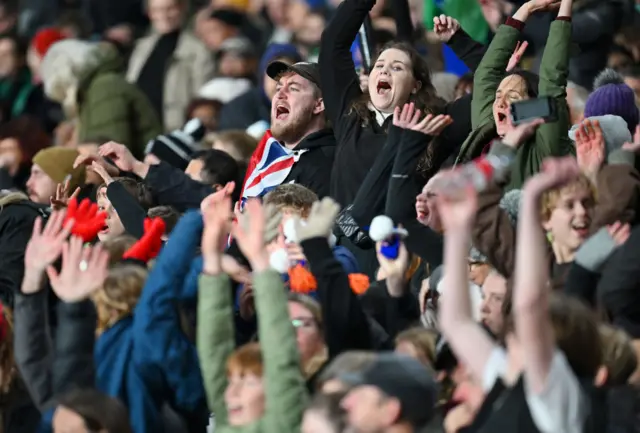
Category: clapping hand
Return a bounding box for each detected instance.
[201,188,233,274]
[435,177,478,232]
[46,236,109,303]
[233,199,271,271]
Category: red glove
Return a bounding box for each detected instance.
[64,198,107,242]
[123,217,166,262]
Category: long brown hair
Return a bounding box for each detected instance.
[0,305,16,395]
[350,41,445,127]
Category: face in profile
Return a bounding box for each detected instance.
[26,164,57,204]
[97,187,126,241]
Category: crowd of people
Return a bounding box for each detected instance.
[1,0,640,431]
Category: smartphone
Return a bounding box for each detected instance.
[510,97,558,125]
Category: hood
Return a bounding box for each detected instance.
[78,42,125,89]
[569,115,632,155]
[294,128,336,151]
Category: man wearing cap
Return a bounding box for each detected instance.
[27,147,85,205]
[261,60,336,198]
[340,352,438,432]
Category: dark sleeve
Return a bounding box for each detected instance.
[440,95,472,156]
[563,263,599,308]
[52,300,97,399]
[351,125,403,228]
[13,292,53,411]
[301,237,391,357]
[144,161,213,212]
[592,162,640,229]
[390,0,414,42]
[571,3,625,44]
[597,224,640,338]
[106,181,147,239]
[385,129,444,266]
[374,279,420,338]
[0,208,37,306]
[447,29,488,72]
[319,0,375,137]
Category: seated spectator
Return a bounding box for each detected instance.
[215,36,258,79]
[185,98,223,133]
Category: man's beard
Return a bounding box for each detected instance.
[271,106,315,144]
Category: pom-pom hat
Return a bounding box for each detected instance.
[584,69,639,134]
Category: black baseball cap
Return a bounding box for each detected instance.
[266,60,321,87]
[339,353,437,427]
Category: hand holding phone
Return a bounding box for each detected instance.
[510,97,558,125]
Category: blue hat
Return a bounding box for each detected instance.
[584,69,639,134]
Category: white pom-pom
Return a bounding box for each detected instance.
[328,232,337,248]
[369,215,394,242]
[283,218,299,243]
[269,248,290,273]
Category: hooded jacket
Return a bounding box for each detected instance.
[217,44,302,132]
[76,43,162,159]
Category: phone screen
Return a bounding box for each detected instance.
[510,97,557,125]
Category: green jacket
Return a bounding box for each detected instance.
[197,271,308,433]
[455,20,574,190]
[77,44,162,159]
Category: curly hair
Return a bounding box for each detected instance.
[93,264,147,334]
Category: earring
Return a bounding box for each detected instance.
[546,231,554,243]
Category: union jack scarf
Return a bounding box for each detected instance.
[238,129,307,208]
[228,130,306,246]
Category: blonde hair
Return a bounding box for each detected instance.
[100,235,138,266]
[287,293,328,378]
[598,324,637,386]
[540,174,596,221]
[93,265,147,334]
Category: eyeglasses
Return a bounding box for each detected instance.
[291,317,315,330]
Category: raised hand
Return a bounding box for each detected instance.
[393,103,453,136]
[46,236,110,303]
[294,197,341,242]
[376,239,409,297]
[123,218,166,262]
[506,40,529,72]
[524,156,581,197]
[98,141,139,173]
[201,190,233,273]
[90,161,115,185]
[232,199,270,270]
[502,117,545,149]
[435,178,478,232]
[575,119,605,178]
[200,181,235,215]
[527,0,561,13]
[64,198,107,242]
[433,15,460,43]
[607,221,631,246]
[50,176,81,210]
[23,211,74,290]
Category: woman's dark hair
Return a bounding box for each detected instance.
[350,40,445,126]
[57,388,133,433]
[504,69,540,98]
[0,116,51,164]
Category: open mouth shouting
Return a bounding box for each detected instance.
[275,104,290,121]
[376,79,391,95]
[571,220,590,239]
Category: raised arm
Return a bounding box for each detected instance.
[319,0,376,134]
[514,156,579,390]
[132,211,208,426]
[234,200,308,431]
[437,181,497,384]
[532,0,574,163]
